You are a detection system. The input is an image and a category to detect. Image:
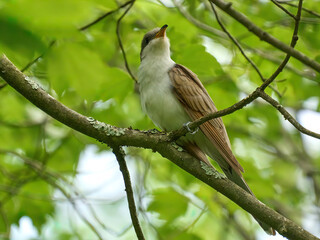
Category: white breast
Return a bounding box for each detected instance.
[138,57,191,131]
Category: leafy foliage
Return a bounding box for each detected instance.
[0,0,320,239]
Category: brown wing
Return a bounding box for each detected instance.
[169,64,244,175]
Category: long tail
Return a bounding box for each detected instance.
[184,142,275,235]
[222,166,276,235]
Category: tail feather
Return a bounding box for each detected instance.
[222,166,276,235]
[183,141,276,235]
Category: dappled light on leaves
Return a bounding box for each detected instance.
[0,0,320,240]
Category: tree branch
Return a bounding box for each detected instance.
[172,0,227,38]
[172,0,320,141]
[20,0,135,74]
[1,55,319,240]
[210,3,282,97]
[209,0,320,72]
[174,1,317,83]
[116,0,137,82]
[79,0,135,31]
[259,91,320,139]
[0,149,106,239]
[243,46,318,83]
[277,1,320,18]
[21,40,56,72]
[112,146,145,240]
[270,0,297,19]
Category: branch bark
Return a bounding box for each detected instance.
[1,55,319,240]
[112,146,145,240]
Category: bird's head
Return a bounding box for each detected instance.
[140,24,170,61]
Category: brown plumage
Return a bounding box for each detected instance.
[138,25,275,235]
[169,64,276,234]
[169,64,244,175]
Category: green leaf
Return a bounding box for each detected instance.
[0,16,46,68]
[2,0,96,37]
[148,188,189,222]
[47,43,131,102]
[7,180,54,230]
[47,42,132,103]
[174,44,223,78]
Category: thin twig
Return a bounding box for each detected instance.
[79,0,135,31]
[243,46,318,83]
[182,206,207,232]
[172,0,318,140]
[21,40,56,72]
[211,3,263,79]
[210,3,282,97]
[116,1,137,82]
[216,197,255,240]
[2,145,121,238]
[19,1,135,73]
[0,119,47,128]
[173,0,227,38]
[0,171,39,206]
[112,146,145,240]
[208,0,320,72]
[47,179,104,240]
[259,91,320,139]
[260,0,303,89]
[253,0,319,139]
[278,1,320,18]
[0,149,105,240]
[270,0,296,19]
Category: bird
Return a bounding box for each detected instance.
[138,24,275,235]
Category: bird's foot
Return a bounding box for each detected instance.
[183,122,199,135]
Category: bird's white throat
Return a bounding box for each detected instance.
[138,37,191,131]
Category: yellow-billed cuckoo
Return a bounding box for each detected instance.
[138,24,275,235]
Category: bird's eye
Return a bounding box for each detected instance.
[145,38,150,45]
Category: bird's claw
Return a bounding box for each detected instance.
[184,122,199,135]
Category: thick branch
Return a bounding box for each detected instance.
[1,55,319,240]
[112,146,145,240]
[209,0,320,72]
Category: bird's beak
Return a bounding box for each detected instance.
[155,24,168,38]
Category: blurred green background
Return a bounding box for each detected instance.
[0,0,320,239]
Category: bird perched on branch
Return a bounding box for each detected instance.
[138,24,275,235]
